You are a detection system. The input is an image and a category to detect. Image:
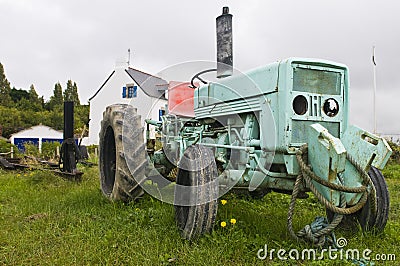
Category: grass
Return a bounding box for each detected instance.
[0,163,399,265]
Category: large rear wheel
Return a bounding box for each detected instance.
[99,104,147,202]
[174,144,219,240]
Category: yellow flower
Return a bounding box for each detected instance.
[220,221,227,228]
[230,218,236,225]
[17,174,21,177]
[221,199,227,205]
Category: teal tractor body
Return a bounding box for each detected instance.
[98,7,392,243]
[142,57,392,241]
[192,57,391,205]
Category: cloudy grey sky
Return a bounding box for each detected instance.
[0,0,399,136]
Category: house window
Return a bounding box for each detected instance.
[122,85,138,98]
[159,109,165,121]
[128,85,137,98]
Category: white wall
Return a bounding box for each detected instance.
[88,65,167,144]
[124,84,166,139]
[88,64,131,144]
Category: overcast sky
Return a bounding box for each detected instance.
[0,0,399,136]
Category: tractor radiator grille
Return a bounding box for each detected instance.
[293,67,341,95]
[291,120,340,144]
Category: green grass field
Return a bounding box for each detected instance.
[0,163,399,265]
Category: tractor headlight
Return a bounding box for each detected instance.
[293,95,308,115]
[323,98,339,117]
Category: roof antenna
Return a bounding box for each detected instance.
[127,48,131,66]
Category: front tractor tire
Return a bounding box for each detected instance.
[99,104,147,202]
[174,144,219,240]
[357,167,390,231]
[327,166,390,233]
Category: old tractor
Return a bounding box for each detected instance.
[98,7,392,244]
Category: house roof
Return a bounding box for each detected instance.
[88,67,168,102]
[88,70,115,102]
[9,125,62,139]
[125,68,168,99]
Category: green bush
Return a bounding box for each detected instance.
[0,139,21,158]
[86,144,98,155]
[24,142,40,158]
[41,141,61,160]
[387,140,400,163]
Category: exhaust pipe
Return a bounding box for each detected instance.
[216,6,233,78]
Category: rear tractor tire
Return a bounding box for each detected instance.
[99,104,147,202]
[174,144,219,240]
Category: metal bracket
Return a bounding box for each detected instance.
[341,125,392,171]
[307,123,346,206]
[340,125,392,205]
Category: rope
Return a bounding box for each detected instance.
[287,144,378,247]
[287,172,345,247]
[297,145,377,216]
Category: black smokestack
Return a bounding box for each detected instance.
[216,6,233,78]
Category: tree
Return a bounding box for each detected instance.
[0,106,22,138]
[0,62,12,107]
[10,87,30,103]
[64,80,80,105]
[48,82,63,110]
[0,69,88,137]
[46,110,63,130]
[74,104,90,135]
[72,82,80,105]
[29,84,39,101]
[28,84,43,111]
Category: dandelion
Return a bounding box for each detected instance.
[230,218,236,225]
[220,221,227,228]
[221,199,227,205]
[17,174,21,177]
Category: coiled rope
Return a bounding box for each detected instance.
[287,145,377,247]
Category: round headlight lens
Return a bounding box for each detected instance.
[323,98,339,117]
[293,95,308,115]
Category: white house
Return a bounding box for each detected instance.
[9,125,63,152]
[88,62,168,144]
